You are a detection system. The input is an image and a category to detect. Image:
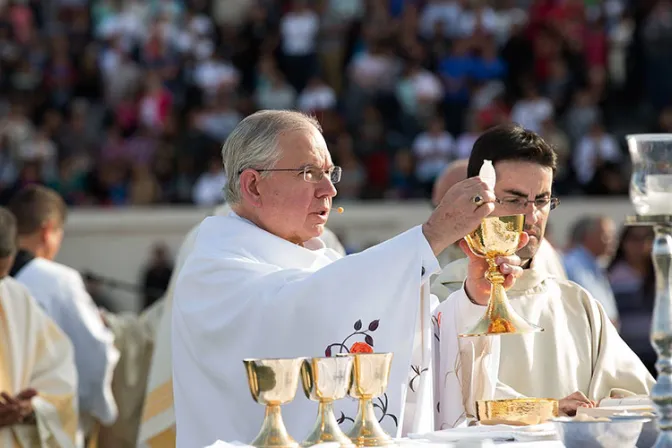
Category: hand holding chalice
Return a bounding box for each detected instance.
[459,214,543,337]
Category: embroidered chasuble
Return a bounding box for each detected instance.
[0,277,78,447]
[432,257,655,429]
[139,207,349,447]
[172,213,440,447]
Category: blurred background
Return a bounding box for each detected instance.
[0,0,666,371]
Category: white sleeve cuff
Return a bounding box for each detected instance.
[416,225,441,283]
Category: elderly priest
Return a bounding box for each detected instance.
[171,110,525,447]
[0,207,78,447]
[432,124,655,429]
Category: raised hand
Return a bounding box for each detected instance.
[423,177,497,256]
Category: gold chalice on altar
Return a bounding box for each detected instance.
[244,357,305,448]
[300,356,355,447]
[337,352,394,447]
[459,214,544,338]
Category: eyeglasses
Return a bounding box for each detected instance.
[496,197,560,212]
[242,166,342,184]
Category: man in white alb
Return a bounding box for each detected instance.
[8,186,120,446]
[171,110,526,447]
[432,124,654,429]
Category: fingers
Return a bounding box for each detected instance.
[16,389,37,400]
[495,254,522,267]
[569,391,592,404]
[0,392,17,407]
[474,201,495,217]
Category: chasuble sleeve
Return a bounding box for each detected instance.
[15,281,79,447]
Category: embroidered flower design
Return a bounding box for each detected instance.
[431,313,442,342]
[326,319,398,428]
[350,342,374,353]
[324,319,378,356]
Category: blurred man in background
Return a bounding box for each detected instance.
[563,216,619,326]
[8,185,119,447]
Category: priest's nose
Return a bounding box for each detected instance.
[316,176,337,198]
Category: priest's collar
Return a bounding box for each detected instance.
[507,256,551,295]
[228,211,327,251]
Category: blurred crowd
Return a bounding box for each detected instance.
[0,0,670,206]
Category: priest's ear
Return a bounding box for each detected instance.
[239,169,264,208]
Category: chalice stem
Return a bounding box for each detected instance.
[302,401,353,447]
[251,404,298,448]
[348,398,392,446]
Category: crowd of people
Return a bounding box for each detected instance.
[0,0,669,206]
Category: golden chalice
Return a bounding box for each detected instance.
[300,356,355,447]
[244,357,305,448]
[337,352,394,447]
[459,214,544,337]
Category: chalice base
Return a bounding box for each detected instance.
[347,399,393,447]
[301,401,355,448]
[250,404,299,448]
[459,283,544,338]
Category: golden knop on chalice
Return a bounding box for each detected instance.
[459,214,544,337]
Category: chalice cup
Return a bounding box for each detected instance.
[459,214,544,338]
[300,356,355,447]
[244,357,305,448]
[338,352,394,447]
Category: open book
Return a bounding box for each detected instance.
[576,395,653,418]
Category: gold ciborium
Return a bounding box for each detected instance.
[459,214,544,337]
[337,352,394,447]
[244,358,305,448]
[476,398,559,426]
[300,356,355,447]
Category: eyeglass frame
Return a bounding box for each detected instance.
[238,165,342,184]
[495,196,560,211]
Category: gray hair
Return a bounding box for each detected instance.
[570,216,606,245]
[221,110,322,204]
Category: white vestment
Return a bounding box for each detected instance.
[14,258,120,445]
[139,205,347,447]
[172,213,440,447]
[432,257,655,429]
[0,276,79,447]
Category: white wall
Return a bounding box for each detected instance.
[55,198,638,312]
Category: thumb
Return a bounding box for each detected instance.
[517,232,530,250]
[459,239,481,262]
[16,389,37,400]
